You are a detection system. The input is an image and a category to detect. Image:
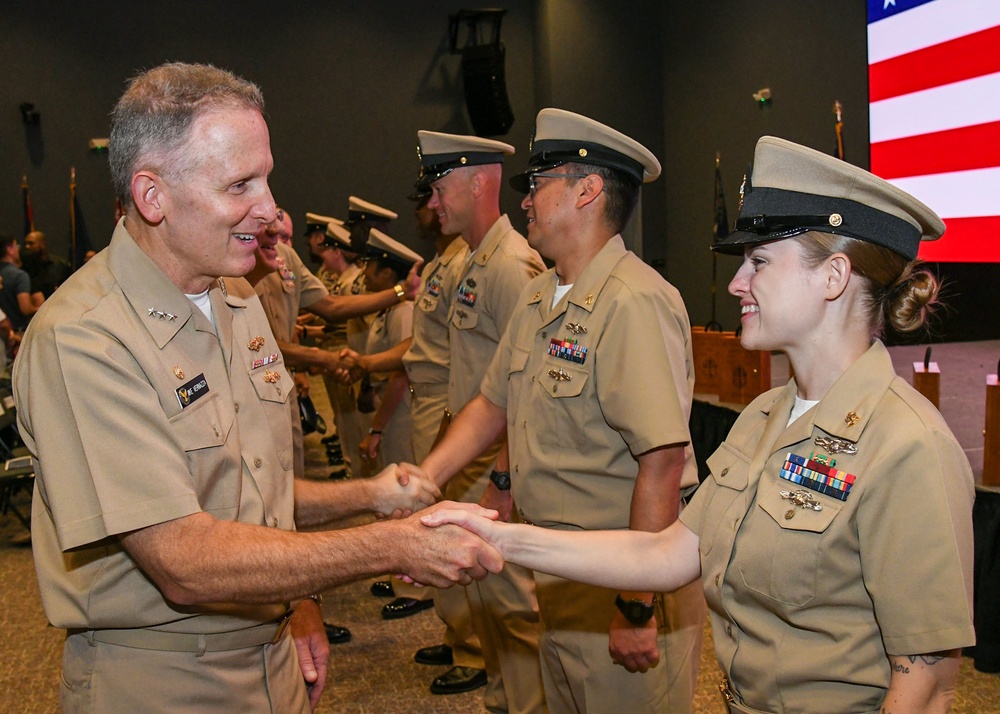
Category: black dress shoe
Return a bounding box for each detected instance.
[430,666,487,695]
[323,622,351,644]
[328,469,349,481]
[414,643,453,666]
[381,597,434,620]
[370,580,395,598]
[327,452,345,467]
[321,434,340,446]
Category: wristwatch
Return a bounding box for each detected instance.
[615,594,655,625]
[489,469,511,491]
[393,283,406,302]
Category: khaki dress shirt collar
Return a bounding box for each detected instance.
[531,234,628,324]
[469,214,514,267]
[758,340,896,459]
[107,220,249,349]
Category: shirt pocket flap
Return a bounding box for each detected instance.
[540,365,588,398]
[169,393,232,451]
[450,308,479,331]
[508,346,530,375]
[418,295,439,313]
[706,442,750,491]
[249,365,293,405]
[758,480,840,533]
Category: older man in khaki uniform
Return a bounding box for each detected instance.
[416,110,706,713]
[12,61,499,713]
[416,130,547,709]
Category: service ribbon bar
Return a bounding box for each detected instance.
[548,337,588,365]
[779,452,856,502]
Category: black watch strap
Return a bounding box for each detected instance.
[489,469,511,491]
[615,594,655,625]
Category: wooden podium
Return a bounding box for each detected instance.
[912,360,941,408]
[691,327,771,405]
[984,375,1000,487]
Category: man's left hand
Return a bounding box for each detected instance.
[290,599,330,710]
[609,611,660,673]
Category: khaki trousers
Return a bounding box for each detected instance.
[533,572,705,714]
[61,627,309,713]
[444,442,546,714]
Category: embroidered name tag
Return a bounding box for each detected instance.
[780,452,856,502]
[548,337,588,364]
[252,353,280,370]
[176,373,209,409]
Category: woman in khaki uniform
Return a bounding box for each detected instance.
[424,136,976,713]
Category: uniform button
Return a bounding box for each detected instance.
[715,574,720,586]
[531,376,535,382]
[784,509,795,520]
[212,425,220,437]
[514,465,519,473]
[254,458,262,468]
[541,331,547,339]
[726,624,733,638]
[234,403,240,413]
[720,467,729,478]
[553,385,558,393]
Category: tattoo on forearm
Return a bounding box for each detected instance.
[907,654,945,666]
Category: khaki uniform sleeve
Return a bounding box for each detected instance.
[596,287,690,456]
[858,428,975,655]
[290,250,329,309]
[480,312,517,409]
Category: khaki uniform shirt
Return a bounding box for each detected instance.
[680,341,975,713]
[252,243,328,341]
[447,215,544,411]
[480,236,697,529]
[402,237,468,386]
[318,262,364,347]
[365,301,415,466]
[14,222,294,633]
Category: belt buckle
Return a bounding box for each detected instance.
[270,610,293,645]
[719,676,734,703]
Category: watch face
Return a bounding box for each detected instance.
[617,595,654,625]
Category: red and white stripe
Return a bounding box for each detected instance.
[869,0,1000,261]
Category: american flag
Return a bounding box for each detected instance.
[868,0,1000,262]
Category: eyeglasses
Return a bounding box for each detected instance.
[527,172,590,196]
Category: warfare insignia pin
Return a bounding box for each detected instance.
[565,322,587,335]
[815,435,857,455]
[466,277,477,289]
[779,489,823,511]
[547,368,572,382]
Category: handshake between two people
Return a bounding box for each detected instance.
[378,461,511,589]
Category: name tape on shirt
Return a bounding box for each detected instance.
[176,373,210,409]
